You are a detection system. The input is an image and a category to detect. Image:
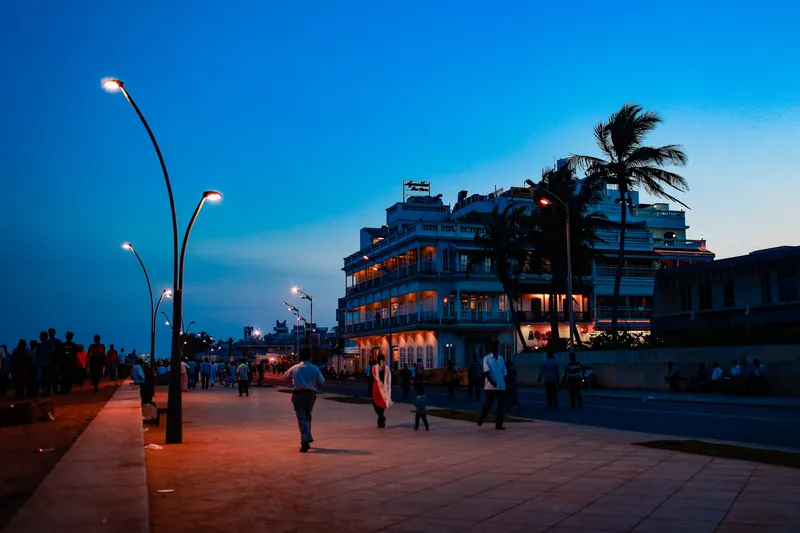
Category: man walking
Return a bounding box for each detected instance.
[87,335,106,392]
[200,358,211,389]
[47,329,62,393]
[283,347,325,453]
[477,340,507,431]
[563,352,584,408]
[107,344,119,380]
[35,331,55,396]
[59,332,78,395]
[538,346,560,408]
[237,358,250,397]
[467,354,482,401]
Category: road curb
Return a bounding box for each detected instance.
[578,393,800,410]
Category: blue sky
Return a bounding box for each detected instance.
[1,0,798,356]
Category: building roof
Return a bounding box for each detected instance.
[656,245,800,277]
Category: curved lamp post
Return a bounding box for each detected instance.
[526,178,575,356]
[291,287,313,347]
[122,243,156,361]
[104,77,221,444]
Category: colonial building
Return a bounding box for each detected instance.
[338,182,713,371]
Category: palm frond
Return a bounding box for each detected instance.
[627,145,688,168]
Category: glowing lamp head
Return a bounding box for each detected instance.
[363,255,370,261]
[539,198,551,206]
[291,287,299,294]
[203,190,223,202]
[102,78,123,92]
[163,289,172,298]
[122,242,132,250]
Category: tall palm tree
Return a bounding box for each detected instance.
[528,162,609,347]
[571,103,688,344]
[469,203,530,350]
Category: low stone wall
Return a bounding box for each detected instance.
[513,344,800,396]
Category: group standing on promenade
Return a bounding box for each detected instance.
[0,330,134,400]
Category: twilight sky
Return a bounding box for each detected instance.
[1,0,798,356]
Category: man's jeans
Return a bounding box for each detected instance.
[110,362,119,380]
[292,390,317,444]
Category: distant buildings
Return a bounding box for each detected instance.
[337,180,713,371]
[652,246,800,345]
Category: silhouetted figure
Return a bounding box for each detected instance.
[35,331,55,396]
[87,335,106,392]
[47,329,62,393]
[506,361,520,412]
[563,353,584,408]
[477,340,507,430]
[59,331,78,395]
[445,361,457,401]
[399,364,411,400]
[538,346,560,408]
[10,340,31,399]
[107,344,119,380]
[467,354,482,401]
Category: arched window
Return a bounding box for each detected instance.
[399,347,407,367]
[425,345,435,369]
[416,346,424,364]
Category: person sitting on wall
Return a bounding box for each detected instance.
[689,363,710,393]
[709,361,723,393]
[724,359,741,393]
[751,358,767,395]
[664,362,681,392]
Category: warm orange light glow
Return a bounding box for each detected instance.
[102,78,122,92]
[122,243,132,250]
[363,255,370,261]
[539,198,551,206]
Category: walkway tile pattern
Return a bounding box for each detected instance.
[145,386,800,533]
[5,385,149,533]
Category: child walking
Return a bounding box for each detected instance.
[414,385,429,431]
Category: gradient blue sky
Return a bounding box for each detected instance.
[1,0,798,356]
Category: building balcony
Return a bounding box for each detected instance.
[653,238,707,251]
[457,310,511,324]
[345,261,438,295]
[595,307,652,319]
[519,311,591,323]
[595,266,657,278]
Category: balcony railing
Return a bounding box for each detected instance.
[653,238,707,251]
[519,311,591,323]
[346,261,438,295]
[457,310,511,324]
[595,307,652,319]
[595,266,657,278]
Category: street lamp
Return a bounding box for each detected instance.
[122,242,157,360]
[104,77,222,444]
[286,305,301,356]
[291,287,313,348]
[363,255,394,369]
[526,178,575,356]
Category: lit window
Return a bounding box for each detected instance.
[425,345,435,369]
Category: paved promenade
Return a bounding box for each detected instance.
[144,385,800,533]
[4,384,149,533]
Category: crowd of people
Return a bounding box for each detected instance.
[0,330,136,400]
[665,358,768,394]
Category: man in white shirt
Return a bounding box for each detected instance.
[477,340,507,431]
[710,361,723,393]
[284,347,325,452]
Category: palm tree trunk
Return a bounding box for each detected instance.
[612,188,627,344]
[549,291,561,344]
[506,292,528,351]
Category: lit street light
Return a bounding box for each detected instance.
[104,77,222,444]
[526,178,576,356]
[291,287,313,348]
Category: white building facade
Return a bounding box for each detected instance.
[338,184,713,371]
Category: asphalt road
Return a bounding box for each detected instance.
[287,377,800,450]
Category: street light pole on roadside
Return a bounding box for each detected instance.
[152,288,172,361]
[526,179,575,356]
[291,287,313,348]
[104,78,222,444]
[286,304,301,356]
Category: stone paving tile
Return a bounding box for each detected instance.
[632,518,719,533]
[715,524,800,533]
[141,387,800,533]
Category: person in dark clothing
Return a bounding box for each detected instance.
[0,345,8,398]
[414,385,429,431]
[28,340,39,397]
[59,332,78,395]
[505,361,520,413]
[563,353,584,408]
[10,340,31,399]
[142,361,156,405]
[87,335,106,392]
[35,331,55,396]
[445,362,457,401]
[47,329,62,393]
[538,347,560,409]
[399,364,412,400]
[467,354,482,401]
